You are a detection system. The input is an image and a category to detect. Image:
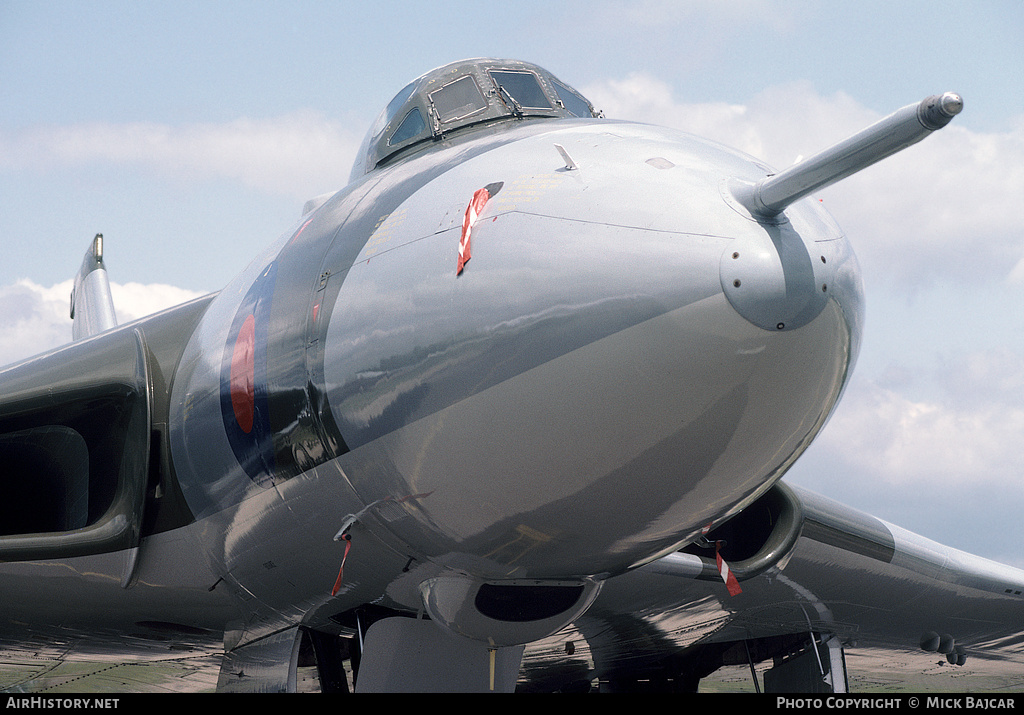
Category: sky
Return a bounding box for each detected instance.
[2,1,1024,567]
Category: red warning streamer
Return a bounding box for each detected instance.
[716,541,743,596]
[457,187,492,275]
[330,534,352,596]
[328,492,433,595]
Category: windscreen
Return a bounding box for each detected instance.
[429,75,488,124]
[552,79,593,118]
[490,70,552,110]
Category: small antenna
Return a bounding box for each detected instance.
[555,144,578,171]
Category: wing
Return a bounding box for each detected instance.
[515,482,1024,692]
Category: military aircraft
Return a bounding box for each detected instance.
[1,57,1021,694]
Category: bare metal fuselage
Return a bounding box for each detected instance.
[0,116,861,657]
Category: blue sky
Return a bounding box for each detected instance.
[2,1,1024,566]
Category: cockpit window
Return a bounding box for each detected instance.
[351,58,603,182]
[551,79,594,118]
[489,70,552,111]
[429,75,488,124]
[389,107,426,146]
[384,82,418,126]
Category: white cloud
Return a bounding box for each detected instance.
[0,280,74,368]
[788,362,1024,567]
[818,375,1024,490]
[822,120,1024,288]
[0,279,205,368]
[0,110,361,202]
[583,76,873,168]
[110,281,209,324]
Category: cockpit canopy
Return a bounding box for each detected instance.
[350,58,599,181]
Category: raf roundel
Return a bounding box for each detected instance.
[219,262,277,485]
[229,314,257,434]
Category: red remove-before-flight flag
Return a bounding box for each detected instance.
[457,187,492,275]
[716,541,743,596]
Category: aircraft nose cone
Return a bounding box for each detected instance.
[318,123,863,583]
[719,220,830,332]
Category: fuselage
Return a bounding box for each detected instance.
[162,115,862,640]
[0,62,864,654]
